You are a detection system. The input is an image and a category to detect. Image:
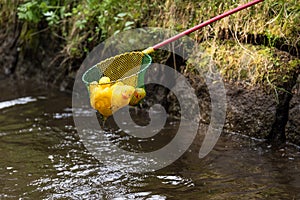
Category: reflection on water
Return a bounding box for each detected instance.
[0,96,37,110]
[0,78,299,199]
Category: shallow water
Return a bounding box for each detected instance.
[0,78,299,199]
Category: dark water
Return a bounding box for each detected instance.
[0,78,300,199]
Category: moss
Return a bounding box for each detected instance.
[187,40,300,91]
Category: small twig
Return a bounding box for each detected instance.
[30,27,50,37]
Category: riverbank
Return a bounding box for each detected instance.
[1,0,299,145]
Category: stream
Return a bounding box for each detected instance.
[0,77,299,199]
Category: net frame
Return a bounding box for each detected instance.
[82,52,152,89]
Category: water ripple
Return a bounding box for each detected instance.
[0,97,37,110]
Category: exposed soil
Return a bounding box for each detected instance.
[180,72,300,146]
[0,26,80,91]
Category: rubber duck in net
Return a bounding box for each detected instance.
[89,77,135,118]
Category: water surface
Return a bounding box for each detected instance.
[0,78,299,199]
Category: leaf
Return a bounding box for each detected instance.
[60,6,65,18]
[117,12,127,18]
[64,12,72,17]
[113,30,120,35]
[124,21,134,27]
[43,11,54,17]
[39,2,48,12]
[27,10,34,21]
[123,26,132,31]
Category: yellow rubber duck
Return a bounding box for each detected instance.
[129,88,146,106]
[89,79,113,117]
[89,77,135,118]
[111,82,135,112]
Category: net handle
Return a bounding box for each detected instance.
[143,0,264,54]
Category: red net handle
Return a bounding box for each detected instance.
[152,0,264,50]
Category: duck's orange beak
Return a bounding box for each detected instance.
[122,92,130,99]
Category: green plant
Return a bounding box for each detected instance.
[17,0,70,26]
[8,0,300,73]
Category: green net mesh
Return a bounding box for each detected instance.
[82,52,152,88]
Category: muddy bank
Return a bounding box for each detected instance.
[1,23,299,146]
[0,25,79,91]
[286,84,300,145]
[178,73,300,146]
[226,82,299,145]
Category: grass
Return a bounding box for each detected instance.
[149,0,300,49]
[186,39,300,103]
